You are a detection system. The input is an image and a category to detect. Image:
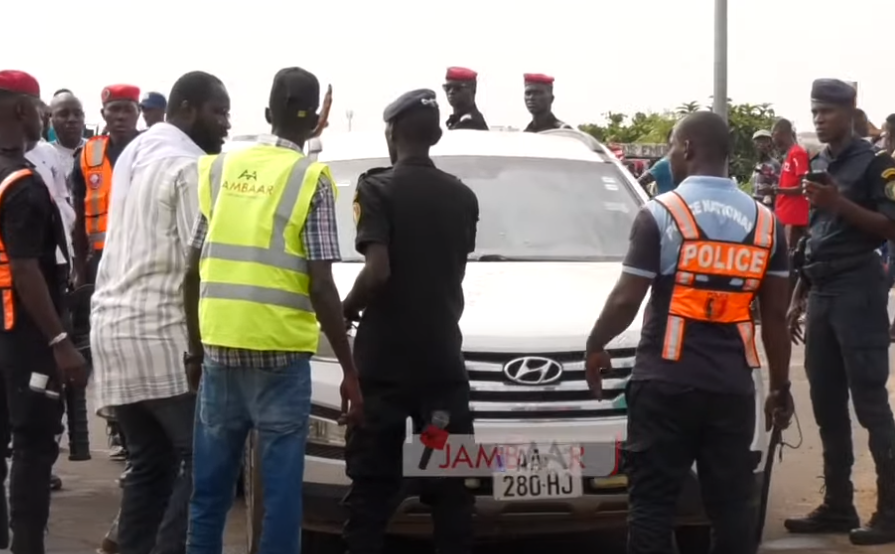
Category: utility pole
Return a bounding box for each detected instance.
[346,109,354,132]
[712,0,728,124]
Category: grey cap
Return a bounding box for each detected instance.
[752,129,772,140]
[383,88,439,123]
[811,79,857,106]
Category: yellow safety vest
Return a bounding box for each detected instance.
[197,143,336,353]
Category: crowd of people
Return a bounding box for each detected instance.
[0,64,894,554]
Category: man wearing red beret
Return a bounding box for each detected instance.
[522,73,573,133]
[0,69,88,554]
[69,83,141,288]
[443,67,488,131]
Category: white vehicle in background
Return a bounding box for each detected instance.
[227,130,774,554]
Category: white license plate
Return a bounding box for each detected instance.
[493,470,583,501]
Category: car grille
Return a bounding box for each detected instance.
[466,349,635,420]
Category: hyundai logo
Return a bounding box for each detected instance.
[503,357,563,385]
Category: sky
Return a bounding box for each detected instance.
[8,0,895,137]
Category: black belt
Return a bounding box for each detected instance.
[802,253,878,282]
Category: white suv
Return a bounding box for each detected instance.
[228,130,773,553]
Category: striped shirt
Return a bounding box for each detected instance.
[189,134,341,367]
[90,128,202,412]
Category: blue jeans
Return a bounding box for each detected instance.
[187,357,312,554]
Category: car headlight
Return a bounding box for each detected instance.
[308,415,346,447]
[311,329,354,363]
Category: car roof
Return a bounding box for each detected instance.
[225,130,611,164]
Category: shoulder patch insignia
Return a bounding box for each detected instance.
[885,181,895,201]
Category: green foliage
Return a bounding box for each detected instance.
[577,101,778,183]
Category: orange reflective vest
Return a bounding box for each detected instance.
[0,168,35,331]
[655,192,776,368]
[80,136,113,251]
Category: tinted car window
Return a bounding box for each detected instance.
[327,156,641,262]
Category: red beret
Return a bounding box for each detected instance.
[445,67,478,82]
[524,73,555,85]
[102,84,140,105]
[0,70,40,97]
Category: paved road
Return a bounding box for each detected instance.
[37,323,895,553]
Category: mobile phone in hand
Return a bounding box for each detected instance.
[804,170,829,183]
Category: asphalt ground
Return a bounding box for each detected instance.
[30,306,895,554]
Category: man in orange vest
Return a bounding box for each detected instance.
[0,69,88,554]
[68,84,140,467]
[583,111,794,554]
[69,84,140,287]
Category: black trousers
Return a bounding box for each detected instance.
[625,380,757,554]
[343,380,474,554]
[116,394,195,554]
[0,337,65,554]
[804,282,895,508]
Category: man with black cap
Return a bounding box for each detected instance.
[443,67,488,131]
[785,78,895,546]
[341,88,479,554]
[140,91,166,128]
[184,67,360,554]
[522,73,572,133]
[0,69,88,554]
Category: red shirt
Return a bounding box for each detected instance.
[775,144,810,226]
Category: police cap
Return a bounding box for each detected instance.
[383,88,439,123]
[810,79,857,107]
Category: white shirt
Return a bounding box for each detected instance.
[90,123,202,411]
[51,137,86,180]
[25,141,75,264]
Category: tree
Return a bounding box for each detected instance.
[675,101,701,115]
[578,101,778,184]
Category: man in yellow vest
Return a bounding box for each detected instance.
[183,67,362,554]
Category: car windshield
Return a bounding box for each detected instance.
[326,156,642,262]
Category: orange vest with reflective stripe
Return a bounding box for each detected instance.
[655,191,776,368]
[0,168,36,331]
[80,136,113,251]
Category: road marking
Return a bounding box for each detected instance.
[761,536,839,551]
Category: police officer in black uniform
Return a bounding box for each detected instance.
[522,73,573,133]
[443,67,488,131]
[341,88,479,554]
[785,79,895,546]
[0,70,88,554]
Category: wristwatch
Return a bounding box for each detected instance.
[183,352,203,366]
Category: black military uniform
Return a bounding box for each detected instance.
[446,109,488,131]
[784,79,895,545]
[0,154,69,554]
[443,67,489,131]
[522,73,573,133]
[342,89,479,554]
[523,113,573,133]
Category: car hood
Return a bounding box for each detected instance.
[332,262,644,353]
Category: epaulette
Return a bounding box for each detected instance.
[358,167,392,180]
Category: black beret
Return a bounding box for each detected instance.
[810,79,856,106]
[383,88,439,123]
